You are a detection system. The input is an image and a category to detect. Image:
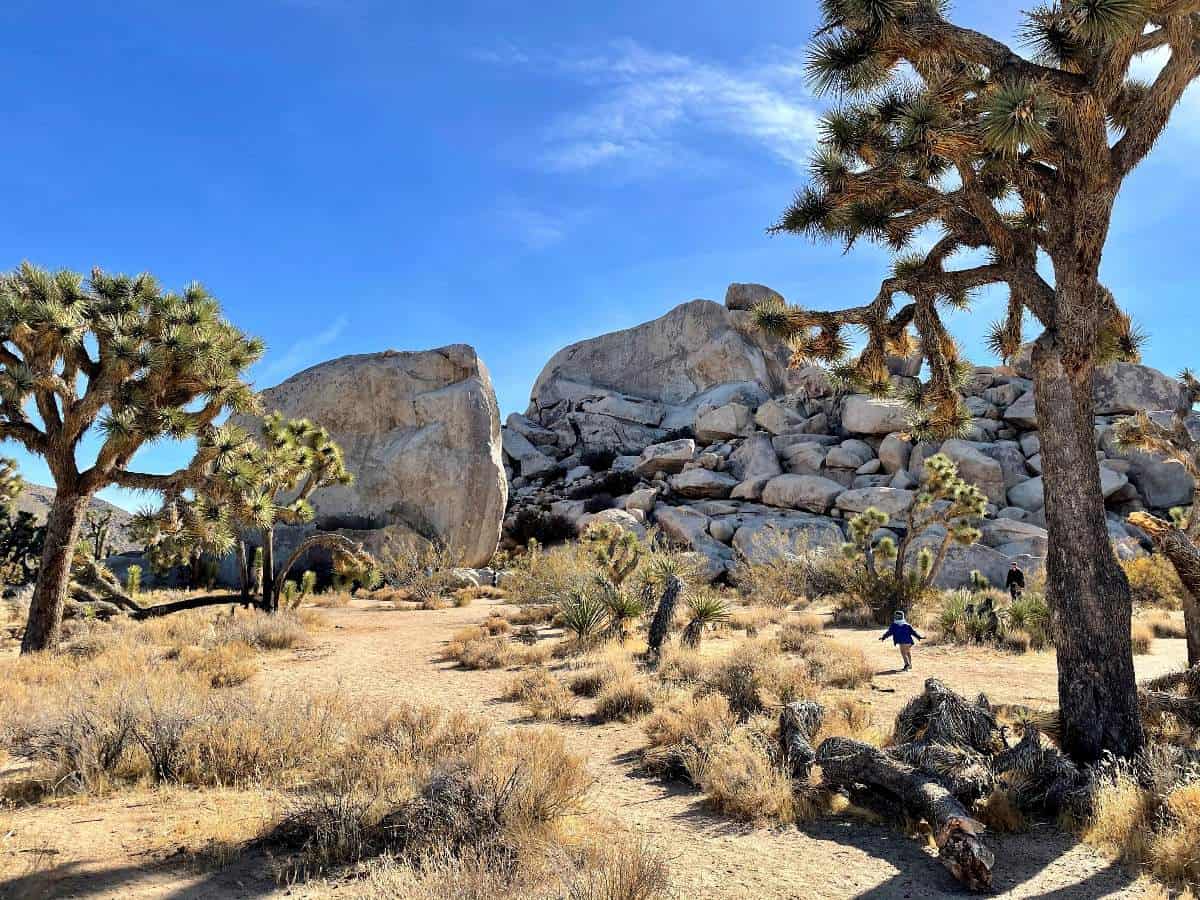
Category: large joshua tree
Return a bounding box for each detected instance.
[757,0,1200,761]
[0,264,263,653]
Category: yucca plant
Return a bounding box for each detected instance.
[599,578,647,643]
[645,556,690,662]
[681,592,731,649]
[1005,594,1052,649]
[300,570,317,597]
[756,0,1200,761]
[559,591,609,644]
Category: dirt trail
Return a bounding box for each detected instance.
[2,599,1182,899]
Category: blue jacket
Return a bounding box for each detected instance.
[881,622,923,645]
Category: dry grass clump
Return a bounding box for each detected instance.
[176,641,257,687]
[1138,609,1187,640]
[813,697,881,746]
[729,605,786,636]
[778,613,823,650]
[442,627,520,669]
[830,594,875,627]
[797,638,874,689]
[501,542,597,606]
[1083,770,1155,862]
[1132,621,1156,656]
[566,645,637,698]
[657,645,706,685]
[976,788,1028,834]
[689,728,822,824]
[701,639,815,719]
[502,670,575,721]
[640,692,737,780]
[504,604,559,627]
[594,675,657,723]
[1123,554,1186,608]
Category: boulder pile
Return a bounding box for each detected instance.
[502,285,1194,586]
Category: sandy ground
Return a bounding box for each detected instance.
[0,598,1185,900]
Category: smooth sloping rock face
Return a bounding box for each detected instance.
[636,439,696,476]
[940,439,1007,505]
[1094,363,1188,415]
[528,299,792,413]
[249,346,506,567]
[732,515,844,565]
[840,395,911,434]
[725,282,784,311]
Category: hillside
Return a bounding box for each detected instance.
[14,484,137,554]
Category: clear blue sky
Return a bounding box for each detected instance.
[1,1,1197,510]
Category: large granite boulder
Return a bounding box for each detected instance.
[725,282,784,312]
[840,395,911,434]
[761,474,846,514]
[527,299,796,424]
[732,514,844,565]
[1094,363,1188,415]
[940,439,1007,505]
[245,346,506,567]
[727,435,783,482]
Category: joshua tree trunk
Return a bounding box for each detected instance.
[1032,332,1143,762]
[236,540,251,603]
[261,528,276,613]
[21,490,89,653]
[1129,511,1200,666]
[646,575,683,662]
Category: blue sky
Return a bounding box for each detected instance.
[1,1,1197,510]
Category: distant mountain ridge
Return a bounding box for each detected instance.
[14,484,137,553]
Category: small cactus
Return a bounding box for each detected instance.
[300,569,317,597]
[281,579,299,608]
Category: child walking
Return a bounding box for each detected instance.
[880,610,923,672]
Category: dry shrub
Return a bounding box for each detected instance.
[482,615,513,636]
[443,627,517,670]
[594,675,656,723]
[779,613,823,649]
[1139,610,1188,640]
[1123,555,1186,608]
[1132,622,1155,656]
[830,594,875,627]
[1148,782,1200,887]
[1001,629,1032,654]
[657,645,706,685]
[729,605,785,636]
[1083,771,1154,862]
[690,729,815,824]
[558,836,672,900]
[702,639,815,719]
[177,641,257,688]
[505,604,558,627]
[503,670,575,721]
[976,788,1027,834]
[640,692,736,781]
[799,638,873,689]
[567,645,637,698]
[814,697,880,746]
[503,543,597,607]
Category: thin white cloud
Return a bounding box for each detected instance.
[259,315,350,382]
[496,202,570,250]
[479,39,822,175]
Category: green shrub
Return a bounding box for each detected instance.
[125,564,142,596]
[1122,555,1185,608]
[281,580,299,608]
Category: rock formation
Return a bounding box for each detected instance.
[502,285,1195,586]
[245,345,507,568]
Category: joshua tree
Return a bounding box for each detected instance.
[0,457,42,585]
[0,264,263,652]
[1116,369,1200,663]
[133,411,373,610]
[842,453,987,622]
[756,0,1200,762]
[83,509,114,562]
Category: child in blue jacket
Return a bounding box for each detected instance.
[880,610,923,671]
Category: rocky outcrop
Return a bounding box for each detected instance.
[502,289,1189,585]
[249,346,507,567]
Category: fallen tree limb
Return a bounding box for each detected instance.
[817,736,994,892]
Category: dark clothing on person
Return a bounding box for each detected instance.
[1006,566,1026,600]
[880,622,923,646]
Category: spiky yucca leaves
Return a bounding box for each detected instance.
[681,591,731,649]
[758,0,1176,448]
[842,453,986,621]
[559,590,609,644]
[1,264,265,652]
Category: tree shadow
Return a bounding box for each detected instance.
[0,849,278,900]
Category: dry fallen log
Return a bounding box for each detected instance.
[991,725,1089,815]
[889,741,994,804]
[779,701,825,780]
[817,736,994,892]
[894,679,1005,754]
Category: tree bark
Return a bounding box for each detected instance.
[646,574,683,663]
[270,532,365,607]
[21,491,89,653]
[236,539,251,603]
[260,527,276,613]
[817,736,994,892]
[1032,334,1143,762]
[1129,511,1200,666]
